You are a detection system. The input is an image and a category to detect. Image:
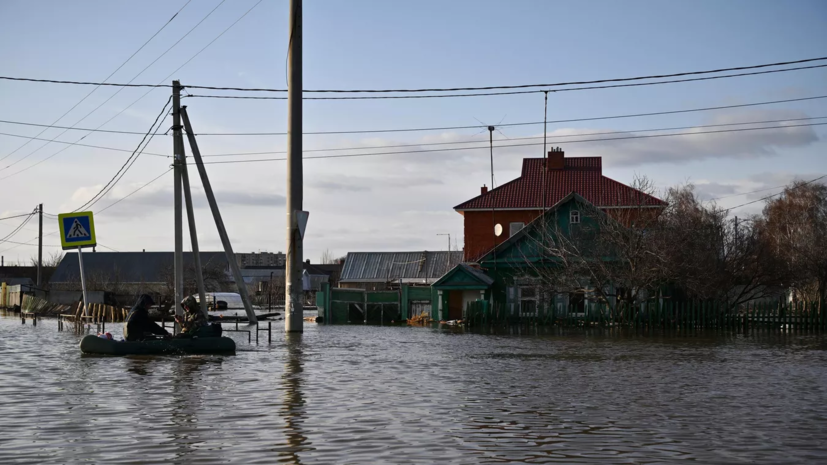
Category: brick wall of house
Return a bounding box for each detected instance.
[463,210,542,261]
[463,207,663,261]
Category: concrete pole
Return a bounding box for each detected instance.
[173,80,184,319]
[37,203,42,288]
[285,0,303,333]
[180,107,258,324]
[179,139,208,318]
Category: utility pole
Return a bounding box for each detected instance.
[37,203,42,288]
[173,80,184,320]
[285,0,304,333]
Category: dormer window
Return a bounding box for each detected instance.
[570,210,581,224]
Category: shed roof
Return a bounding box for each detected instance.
[340,251,463,283]
[454,157,665,211]
[50,251,229,284]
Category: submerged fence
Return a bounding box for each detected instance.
[464,300,826,331]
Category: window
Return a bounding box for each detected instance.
[570,210,581,224]
[509,222,525,237]
[519,286,538,317]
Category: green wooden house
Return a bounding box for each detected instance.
[434,192,622,320]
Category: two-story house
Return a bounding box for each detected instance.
[454,148,665,261]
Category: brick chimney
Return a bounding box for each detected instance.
[547,147,564,170]
[481,184,488,195]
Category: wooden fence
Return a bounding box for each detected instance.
[464,300,826,331]
[20,294,130,331]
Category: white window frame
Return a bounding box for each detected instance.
[509,221,525,237]
[570,210,581,224]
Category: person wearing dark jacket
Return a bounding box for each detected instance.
[124,294,170,341]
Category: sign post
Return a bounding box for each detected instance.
[57,212,97,317]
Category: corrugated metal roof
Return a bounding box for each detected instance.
[454,157,665,210]
[340,251,464,283]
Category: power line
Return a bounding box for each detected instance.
[708,183,800,202]
[187,122,827,165]
[187,95,827,136]
[7,94,823,138]
[0,120,153,135]
[0,209,36,245]
[0,1,194,172]
[184,63,827,100]
[2,112,823,161]
[0,1,190,166]
[194,116,827,158]
[79,0,264,138]
[0,212,36,222]
[97,168,172,214]
[0,168,172,253]
[0,0,255,181]
[0,131,168,157]
[4,56,826,93]
[725,175,827,211]
[0,0,252,180]
[73,97,172,212]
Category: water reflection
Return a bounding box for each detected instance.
[169,357,213,463]
[276,333,309,463]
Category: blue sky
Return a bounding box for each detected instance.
[1,0,825,262]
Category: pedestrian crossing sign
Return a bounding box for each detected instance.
[58,211,97,250]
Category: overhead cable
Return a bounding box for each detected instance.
[184,64,827,100]
[3,56,825,93]
[0,1,191,165]
[188,95,827,136]
[725,175,827,211]
[185,122,827,165]
[73,96,172,212]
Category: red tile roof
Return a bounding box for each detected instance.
[454,157,665,210]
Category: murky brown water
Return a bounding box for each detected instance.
[1,314,826,464]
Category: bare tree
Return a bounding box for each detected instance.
[757,181,827,304]
[319,249,336,264]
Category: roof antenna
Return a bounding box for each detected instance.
[488,126,495,189]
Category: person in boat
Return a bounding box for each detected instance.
[175,296,209,336]
[124,294,170,341]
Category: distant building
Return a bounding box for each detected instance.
[236,252,285,268]
[339,251,462,291]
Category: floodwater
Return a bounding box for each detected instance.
[1,315,826,464]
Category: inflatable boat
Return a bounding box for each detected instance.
[79,335,236,355]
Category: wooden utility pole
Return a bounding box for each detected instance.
[285,0,304,332]
[37,203,42,288]
[173,80,184,320]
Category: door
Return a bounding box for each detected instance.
[448,290,463,321]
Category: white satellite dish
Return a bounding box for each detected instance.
[494,223,503,237]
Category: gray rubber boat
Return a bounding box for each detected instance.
[79,335,236,355]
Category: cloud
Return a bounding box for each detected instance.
[564,109,820,167]
[69,182,285,219]
[694,171,826,204]
[312,181,371,192]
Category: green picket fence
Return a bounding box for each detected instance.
[464,299,825,331]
